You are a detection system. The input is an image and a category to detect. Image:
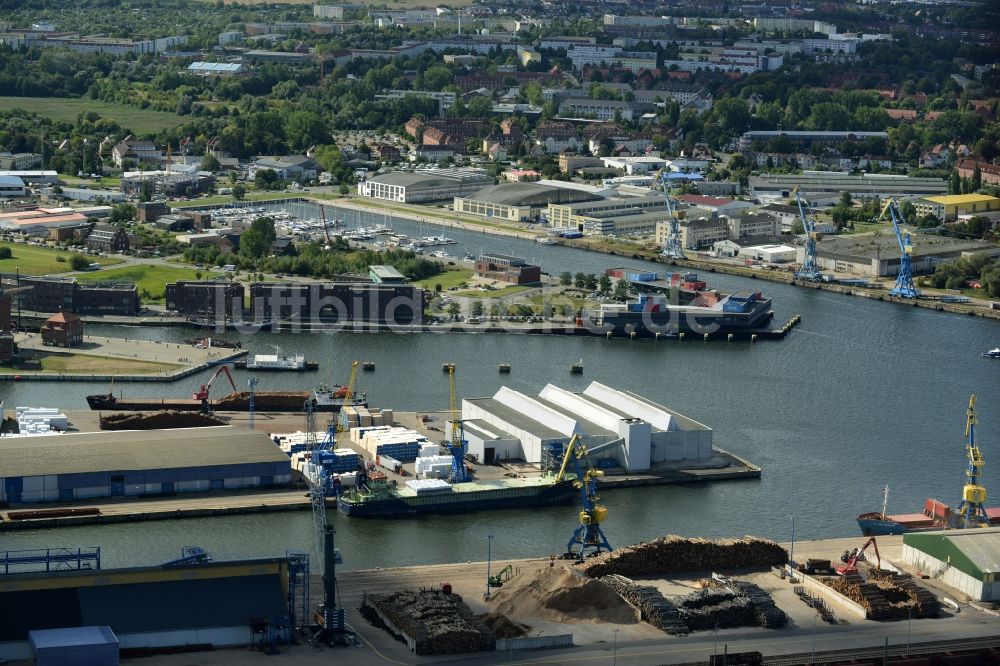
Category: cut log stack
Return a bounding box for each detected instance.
[600,575,689,634]
[823,571,939,621]
[100,411,226,430]
[676,589,756,632]
[366,590,495,655]
[731,581,788,629]
[579,536,788,579]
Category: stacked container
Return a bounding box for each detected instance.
[15,407,69,435]
[405,479,453,495]
[415,455,453,479]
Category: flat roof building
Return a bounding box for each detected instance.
[914,194,1000,222]
[810,231,1000,277]
[749,172,948,202]
[474,253,541,285]
[357,168,494,203]
[368,265,407,284]
[453,182,601,222]
[0,428,291,504]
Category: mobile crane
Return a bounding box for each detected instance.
[836,536,881,576]
[555,434,612,560]
[191,365,237,413]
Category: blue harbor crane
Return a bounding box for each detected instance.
[554,434,612,560]
[793,188,824,281]
[248,377,258,430]
[875,198,920,299]
[447,363,469,483]
[957,394,989,528]
[656,170,686,260]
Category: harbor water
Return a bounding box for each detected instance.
[1,201,998,570]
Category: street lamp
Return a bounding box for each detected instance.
[811,614,817,664]
[485,535,494,601]
[612,628,619,666]
[906,605,912,654]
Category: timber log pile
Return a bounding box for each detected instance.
[866,569,941,618]
[366,590,495,656]
[676,589,756,631]
[823,571,939,621]
[600,575,689,634]
[100,411,226,430]
[731,581,788,628]
[580,536,787,578]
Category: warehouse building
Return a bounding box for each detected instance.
[903,528,1000,602]
[460,381,713,471]
[0,556,290,661]
[453,182,600,222]
[808,233,1000,277]
[749,172,947,203]
[0,428,291,504]
[548,193,672,236]
[249,282,424,326]
[357,168,494,203]
[913,194,1000,222]
[165,280,245,318]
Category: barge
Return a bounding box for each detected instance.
[580,273,773,337]
[233,349,319,371]
[86,387,367,413]
[337,475,576,517]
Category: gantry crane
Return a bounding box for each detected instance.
[792,187,824,281]
[875,198,920,298]
[655,170,685,260]
[447,364,469,483]
[957,394,989,529]
[191,365,237,412]
[555,434,612,560]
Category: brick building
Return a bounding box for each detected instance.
[473,254,542,285]
[165,281,245,319]
[86,224,130,254]
[41,311,83,348]
[18,277,140,316]
[248,282,424,326]
[138,201,170,223]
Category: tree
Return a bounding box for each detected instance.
[284,110,329,153]
[139,180,153,203]
[559,271,573,286]
[598,273,612,294]
[900,200,917,222]
[255,169,279,190]
[0,247,11,259]
[200,154,221,172]
[70,254,90,271]
[949,170,962,195]
[239,217,276,260]
[573,272,588,289]
[612,278,632,301]
[232,183,247,201]
[447,301,461,319]
[972,164,982,193]
[470,301,484,317]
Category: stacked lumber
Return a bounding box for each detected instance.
[579,536,787,578]
[676,589,756,631]
[866,570,941,618]
[367,590,495,655]
[600,575,689,634]
[100,411,226,430]
[731,581,787,628]
[823,572,931,621]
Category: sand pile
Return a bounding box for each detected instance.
[487,564,639,624]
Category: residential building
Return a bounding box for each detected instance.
[615,51,657,73]
[559,98,635,121]
[85,224,130,254]
[957,159,1000,186]
[112,138,161,168]
[536,122,583,154]
[566,45,622,69]
[41,311,83,348]
[313,4,344,19]
[739,130,889,152]
[725,212,781,243]
[913,194,1000,222]
[357,168,494,203]
[0,153,43,170]
[474,254,541,285]
[375,90,456,116]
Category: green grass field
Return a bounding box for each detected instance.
[0,243,121,275]
[414,268,472,291]
[76,264,215,302]
[0,97,187,133]
[0,353,180,375]
[454,285,532,298]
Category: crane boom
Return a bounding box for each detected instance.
[447,364,469,483]
[320,204,334,248]
[555,434,612,560]
[656,170,685,260]
[793,188,823,281]
[192,365,237,401]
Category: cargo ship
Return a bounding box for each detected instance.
[337,475,576,517]
[579,272,773,337]
[233,349,319,371]
[858,395,999,536]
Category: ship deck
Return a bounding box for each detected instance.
[393,474,559,498]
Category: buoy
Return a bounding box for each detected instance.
[606,331,612,338]
[727,334,733,342]
[678,333,684,341]
[751,334,757,342]
[703,333,709,341]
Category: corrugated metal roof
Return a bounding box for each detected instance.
[29,625,117,649]
[944,529,1000,575]
[0,427,289,478]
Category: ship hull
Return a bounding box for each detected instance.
[86,394,366,413]
[595,300,773,337]
[337,481,575,517]
[233,361,319,371]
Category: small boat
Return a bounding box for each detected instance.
[570,359,583,374]
[362,361,376,371]
[499,363,511,373]
[535,237,558,245]
[983,348,1000,358]
[442,363,456,372]
[234,347,318,371]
